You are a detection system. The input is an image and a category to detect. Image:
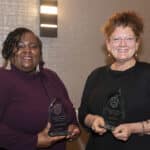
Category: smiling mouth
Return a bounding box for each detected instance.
[23,56,32,61]
[117,48,129,52]
[118,51,128,53]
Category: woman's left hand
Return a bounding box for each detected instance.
[112,123,132,141]
[66,124,80,141]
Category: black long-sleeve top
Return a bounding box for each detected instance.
[79,61,150,150]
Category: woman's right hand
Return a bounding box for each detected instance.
[37,122,66,148]
[85,114,107,135]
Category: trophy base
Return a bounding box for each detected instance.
[104,124,115,131]
[48,130,69,137]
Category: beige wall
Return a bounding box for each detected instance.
[0,0,150,150]
[0,0,150,108]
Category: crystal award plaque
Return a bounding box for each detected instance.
[48,97,69,136]
[102,88,125,131]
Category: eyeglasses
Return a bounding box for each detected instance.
[110,37,136,45]
[16,42,39,50]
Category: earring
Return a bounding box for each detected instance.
[135,53,138,58]
[3,60,11,70]
[36,64,40,72]
[108,53,111,57]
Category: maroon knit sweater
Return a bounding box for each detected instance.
[0,65,78,150]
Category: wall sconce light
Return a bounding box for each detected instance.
[40,0,58,37]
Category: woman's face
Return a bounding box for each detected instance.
[11,32,41,73]
[106,26,140,63]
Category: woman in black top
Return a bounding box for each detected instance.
[78,11,150,150]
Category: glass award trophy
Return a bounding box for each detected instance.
[48,97,69,136]
[102,88,125,131]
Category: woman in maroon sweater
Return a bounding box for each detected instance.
[0,27,80,150]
